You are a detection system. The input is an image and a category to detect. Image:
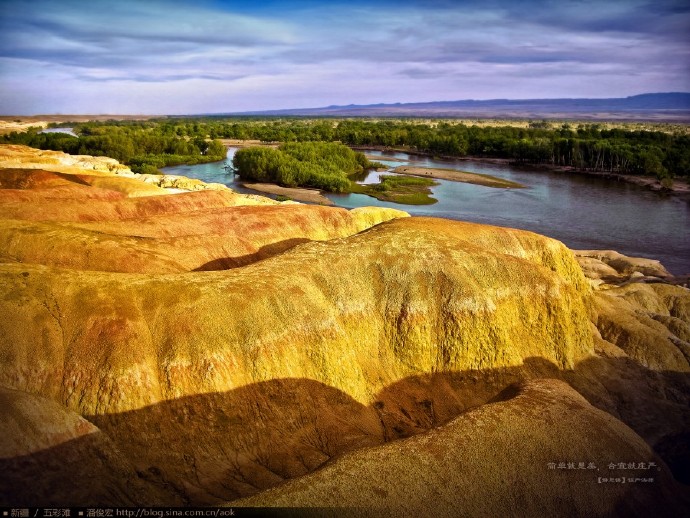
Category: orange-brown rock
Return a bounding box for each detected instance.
[0,156,413,273]
[0,144,255,196]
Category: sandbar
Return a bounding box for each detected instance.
[217,139,279,148]
[364,154,407,163]
[393,166,524,188]
[242,182,334,205]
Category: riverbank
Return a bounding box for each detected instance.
[393,165,525,189]
[352,145,690,199]
[241,182,334,205]
[364,153,407,163]
[518,162,690,199]
[218,141,688,198]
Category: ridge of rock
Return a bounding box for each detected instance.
[234,379,689,516]
[0,216,593,416]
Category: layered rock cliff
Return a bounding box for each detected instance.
[0,144,688,512]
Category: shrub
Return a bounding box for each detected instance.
[232,142,374,193]
[131,163,162,175]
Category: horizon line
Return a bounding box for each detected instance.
[2,91,689,118]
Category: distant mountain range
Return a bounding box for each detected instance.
[234,93,690,121]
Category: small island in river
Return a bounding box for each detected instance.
[393,165,525,188]
[350,175,438,205]
[232,141,525,206]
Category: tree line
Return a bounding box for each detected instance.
[176,118,690,179]
[4,118,688,180]
[168,118,688,180]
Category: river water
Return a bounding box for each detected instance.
[39,127,79,137]
[162,148,690,275]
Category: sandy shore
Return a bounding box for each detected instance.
[625,175,690,196]
[218,139,279,148]
[518,162,690,198]
[575,169,690,197]
[364,153,407,163]
[393,166,525,188]
[0,120,48,135]
[242,183,334,205]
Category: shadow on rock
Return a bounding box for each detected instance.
[2,356,689,511]
[193,238,312,271]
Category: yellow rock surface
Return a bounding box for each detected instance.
[1,147,688,510]
[593,283,690,372]
[575,249,671,279]
[0,144,132,175]
[0,216,593,416]
[572,247,690,372]
[0,120,48,135]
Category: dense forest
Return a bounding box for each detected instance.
[2,118,688,180]
[233,142,371,192]
[222,118,688,180]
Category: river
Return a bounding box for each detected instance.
[162,148,690,275]
[39,127,78,137]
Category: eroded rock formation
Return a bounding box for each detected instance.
[0,145,688,512]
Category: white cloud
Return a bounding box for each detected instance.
[0,0,688,113]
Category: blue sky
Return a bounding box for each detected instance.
[0,0,688,114]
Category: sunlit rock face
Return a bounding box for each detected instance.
[593,283,690,372]
[0,216,594,416]
[0,144,133,175]
[575,249,672,281]
[0,198,408,273]
[573,248,690,371]
[0,146,688,511]
[0,145,407,273]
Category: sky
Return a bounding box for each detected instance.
[0,0,689,114]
